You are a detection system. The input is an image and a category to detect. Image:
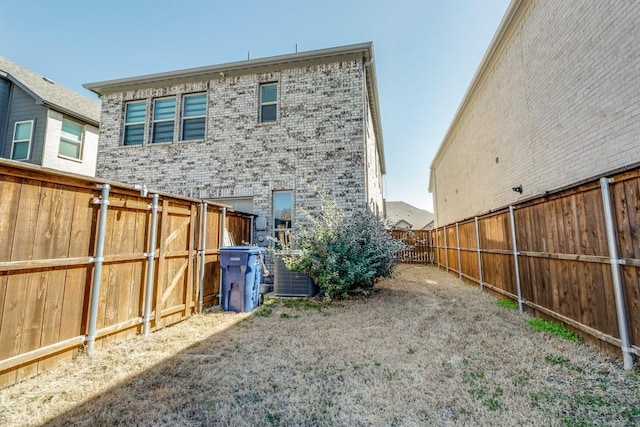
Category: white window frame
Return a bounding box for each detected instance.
[58,118,84,160]
[181,93,207,141]
[152,96,176,144]
[11,120,34,161]
[123,101,147,146]
[259,82,278,123]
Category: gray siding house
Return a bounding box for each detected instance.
[0,56,101,176]
[84,43,385,248]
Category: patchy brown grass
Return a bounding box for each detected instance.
[1,265,638,426]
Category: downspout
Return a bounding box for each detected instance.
[86,183,110,355]
[199,202,207,313]
[362,60,369,210]
[250,215,254,245]
[142,193,159,336]
[600,177,634,369]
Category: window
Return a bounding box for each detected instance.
[59,118,83,159]
[182,93,206,141]
[124,101,146,145]
[273,191,292,248]
[11,120,33,160]
[152,97,176,143]
[259,83,277,123]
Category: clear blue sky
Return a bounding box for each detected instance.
[1,0,511,212]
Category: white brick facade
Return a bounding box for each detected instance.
[430,0,640,226]
[90,44,385,247]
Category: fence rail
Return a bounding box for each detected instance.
[394,169,640,368]
[0,160,252,388]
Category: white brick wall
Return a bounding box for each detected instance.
[431,0,640,225]
[96,59,382,239]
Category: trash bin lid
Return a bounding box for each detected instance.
[219,246,264,254]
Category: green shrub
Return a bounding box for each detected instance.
[281,197,405,301]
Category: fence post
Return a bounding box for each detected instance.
[600,177,634,370]
[456,223,462,279]
[508,206,524,312]
[444,225,449,272]
[142,193,159,336]
[198,202,207,313]
[475,216,484,291]
[429,229,434,264]
[435,228,439,266]
[87,184,110,355]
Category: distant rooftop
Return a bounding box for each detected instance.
[0,55,100,126]
[385,201,434,230]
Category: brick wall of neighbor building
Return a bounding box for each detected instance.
[430,0,640,226]
[96,59,377,231]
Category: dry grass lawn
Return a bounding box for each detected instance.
[1,265,638,426]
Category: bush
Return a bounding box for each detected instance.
[281,198,405,301]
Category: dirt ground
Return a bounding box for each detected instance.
[0,264,638,426]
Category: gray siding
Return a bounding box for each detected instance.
[0,78,11,155]
[4,85,46,164]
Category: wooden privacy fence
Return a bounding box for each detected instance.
[0,160,252,388]
[391,230,433,263]
[429,168,640,368]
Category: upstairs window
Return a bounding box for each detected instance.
[11,120,34,160]
[59,118,83,159]
[124,101,146,146]
[259,83,277,123]
[152,97,176,143]
[182,93,206,141]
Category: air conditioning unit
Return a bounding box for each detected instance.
[273,255,318,297]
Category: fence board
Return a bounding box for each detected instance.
[414,169,640,362]
[0,161,252,388]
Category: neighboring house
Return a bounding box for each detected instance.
[429,0,640,226]
[385,201,434,230]
[84,42,385,248]
[0,56,101,176]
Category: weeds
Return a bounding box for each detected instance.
[407,347,417,355]
[527,318,581,342]
[255,307,272,317]
[496,299,519,310]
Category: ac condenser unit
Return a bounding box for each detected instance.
[273,255,318,297]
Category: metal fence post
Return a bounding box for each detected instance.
[509,206,524,312]
[87,184,110,355]
[475,216,484,291]
[198,202,207,313]
[444,225,449,272]
[435,228,439,266]
[600,177,634,370]
[142,193,159,335]
[456,223,462,279]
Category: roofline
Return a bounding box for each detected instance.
[83,42,373,94]
[84,41,385,174]
[2,73,100,127]
[429,0,528,173]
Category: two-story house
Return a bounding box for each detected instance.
[84,42,385,248]
[0,56,101,176]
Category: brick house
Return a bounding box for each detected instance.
[0,56,100,176]
[84,42,385,249]
[429,0,640,226]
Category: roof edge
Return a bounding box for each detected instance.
[83,42,374,95]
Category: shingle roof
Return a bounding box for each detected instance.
[385,201,434,230]
[0,55,100,126]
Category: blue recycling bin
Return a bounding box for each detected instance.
[219,246,264,312]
